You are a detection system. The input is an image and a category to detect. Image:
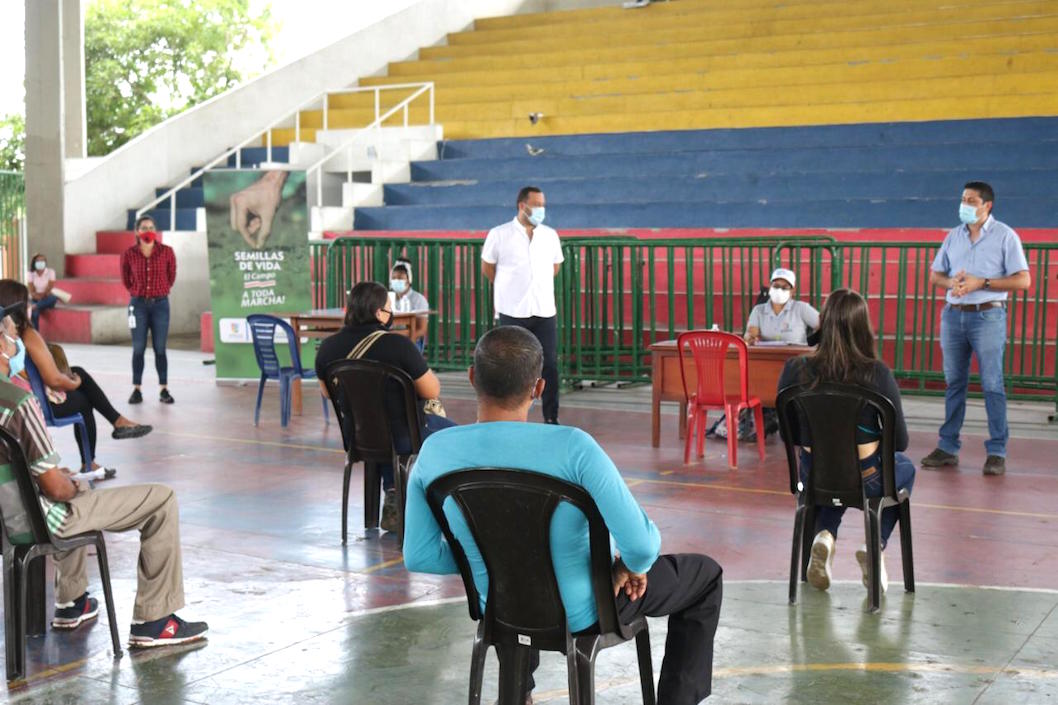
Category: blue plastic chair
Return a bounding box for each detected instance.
[23,356,93,472]
[247,314,329,427]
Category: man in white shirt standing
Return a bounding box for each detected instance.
[481,186,565,424]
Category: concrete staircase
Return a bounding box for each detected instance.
[41,231,149,344]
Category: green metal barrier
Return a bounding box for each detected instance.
[0,172,25,280]
[773,240,1058,414]
[316,234,1058,415]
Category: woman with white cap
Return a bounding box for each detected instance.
[390,258,430,351]
[713,268,821,442]
[744,268,820,346]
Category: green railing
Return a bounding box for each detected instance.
[0,172,25,280]
[773,240,1058,408]
[317,234,1057,413]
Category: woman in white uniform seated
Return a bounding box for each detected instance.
[713,268,821,441]
[390,258,430,352]
[745,268,820,346]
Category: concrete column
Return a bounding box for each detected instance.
[62,0,86,159]
[24,0,67,275]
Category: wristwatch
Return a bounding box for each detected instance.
[984,278,991,290]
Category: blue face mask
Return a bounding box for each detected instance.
[390,279,408,294]
[959,203,980,225]
[3,336,25,378]
[526,206,546,226]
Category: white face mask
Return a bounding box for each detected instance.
[769,286,792,305]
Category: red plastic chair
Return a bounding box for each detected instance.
[677,331,766,468]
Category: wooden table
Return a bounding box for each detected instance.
[649,340,812,447]
[285,308,433,415]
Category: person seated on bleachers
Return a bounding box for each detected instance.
[777,288,916,594]
[0,280,152,479]
[0,308,207,647]
[27,253,59,331]
[404,326,724,704]
[744,268,819,346]
[389,258,429,351]
[315,281,454,533]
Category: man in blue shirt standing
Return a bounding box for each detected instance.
[922,182,1031,476]
[404,326,723,704]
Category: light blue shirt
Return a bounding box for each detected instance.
[403,422,661,632]
[931,215,1029,304]
[746,299,819,344]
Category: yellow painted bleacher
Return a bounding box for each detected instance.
[268,0,1058,144]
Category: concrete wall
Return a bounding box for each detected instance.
[61,0,615,253]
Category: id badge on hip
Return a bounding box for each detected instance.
[128,305,137,329]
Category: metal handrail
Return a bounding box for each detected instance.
[135,81,434,231]
[306,82,434,208]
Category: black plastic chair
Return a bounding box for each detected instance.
[322,358,423,546]
[776,382,914,612]
[0,426,121,681]
[426,468,656,705]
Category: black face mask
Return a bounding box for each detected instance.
[379,310,393,330]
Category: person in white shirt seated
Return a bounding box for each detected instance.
[744,268,820,346]
[390,258,430,352]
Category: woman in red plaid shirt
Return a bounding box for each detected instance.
[121,216,177,404]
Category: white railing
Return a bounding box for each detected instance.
[306,82,434,208]
[135,81,435,230]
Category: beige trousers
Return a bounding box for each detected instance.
[53,483,185,622]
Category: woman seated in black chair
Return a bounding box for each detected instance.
[0,280,152,478]
[315,281,455,532]
[777,288,916,594]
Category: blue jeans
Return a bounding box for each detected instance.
[380,412,457,489]
[130,296,170,386]
[31,294,58,329]
[800,449,916,549]
[938,304,1009,457]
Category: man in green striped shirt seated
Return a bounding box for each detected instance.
[0,309,208,648]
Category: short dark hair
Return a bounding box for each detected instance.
[472,326,543,409]
[516,186,542,206]
[135,215,156,230]
[0,279,30,335]
[345,281,389,326]
[964,181,995,205]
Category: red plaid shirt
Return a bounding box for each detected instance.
[120,243,177,298]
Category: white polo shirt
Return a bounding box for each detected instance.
[481,218,565,318]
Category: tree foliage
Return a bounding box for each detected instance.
[0,114,25,172]
[85,0,274,156]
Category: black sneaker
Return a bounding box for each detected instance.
[128,389,143,404]
[52,592,99,629]
[983,455,1006,476]
[920,448,958,467]
[112,424,153,440]
[544,418,560,425]
[129,614,208,648]
[159,389,175,404]
[380,489,399,533]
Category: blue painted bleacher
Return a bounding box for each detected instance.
[355,118,1058,231]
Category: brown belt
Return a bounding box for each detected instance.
[949,301,1005,312]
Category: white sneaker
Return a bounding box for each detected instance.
[806,530,835,591]
[623,0,651,7]
[855,545,888,594]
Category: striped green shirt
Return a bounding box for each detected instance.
[0,377,68,541]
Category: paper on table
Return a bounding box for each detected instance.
[753,340,792,347]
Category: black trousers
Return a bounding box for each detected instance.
[504,553,723,703]
[50,366,123,467]
[498,314,559,422]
